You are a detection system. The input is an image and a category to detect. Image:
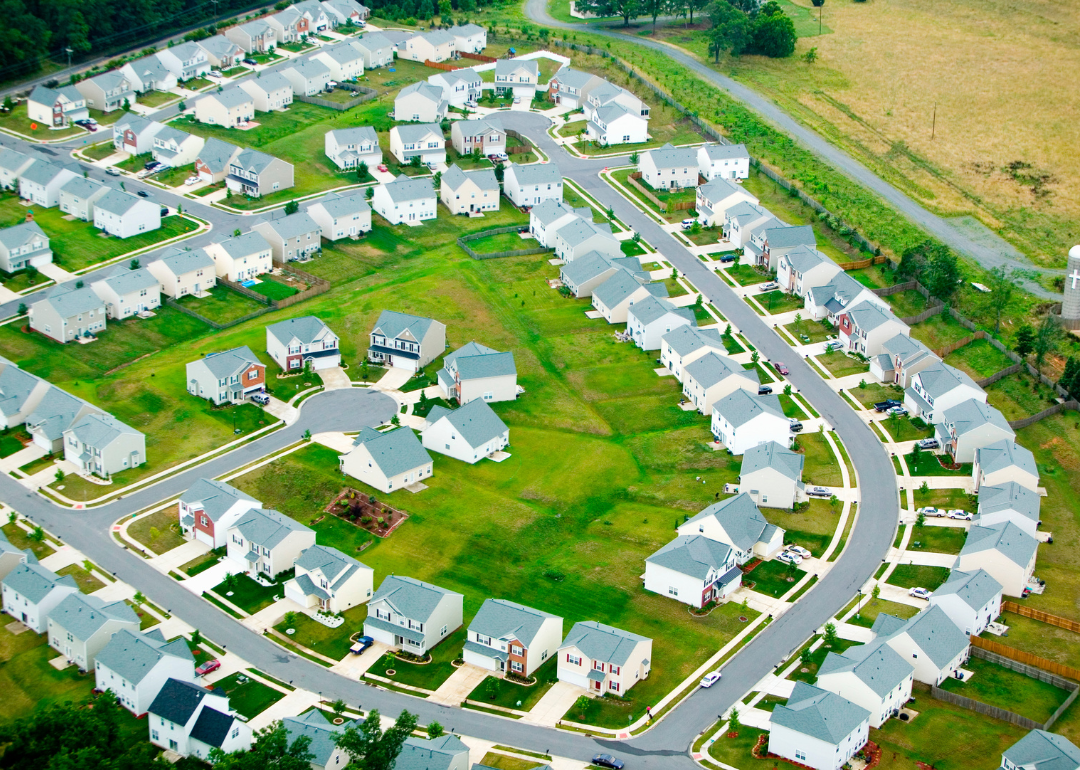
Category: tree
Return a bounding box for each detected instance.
[706,0,751,61]
[178,100,187,111]
[357,160,368,180]
[1032,314,1061,375]
[366,186,375,200]
[800,647,812,665]
[284,200,300,215]
[334,709,418,770]
[409,154,422,168]
[922,245,961,301]
[27,525,44,543]
[191,628,202,645]
[915,510,926,528]
[984,265,1018,334]
[426,722,445,739]
[810,0,823,6]
[1014,324,1035,358]
[17,303,26,316]
[871,584,881,602]
[728,706,741,735]
[751,8,797,58]
[629,151,640,165]
[331,699,348,717]
[433,171,442,189]
[211,723,313,770]
[802,46,817,64]
[575,0,641,26]
[794,312,803,333]
[686,0,708,24]
[54,468,64,483]
[234,228,242,237]
[1061,356,1080,399]
[132,590,145,608]
[822,621,838,646]
[641,0,666,29]
[130,258,140,269]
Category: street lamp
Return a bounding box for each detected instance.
[65,47,73,71]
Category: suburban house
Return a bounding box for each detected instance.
[440,165,500,216]
[591,270,665,324]
[312,43,366,81]
[753,224,816,271]
[307,192,372,240]
[660,326,729,382]
[436,341,516,405]
[294,0,333,32]
[935,399,1014,463]
[238,71,294,112]
[557,621,652,695]
[977,481,1041,536]
[58,178,107,222]
[339,426,433,493]
[394,81,448,122]
[903,362,986,423]
[93,189,161,239]
[267,7,307,43]
[837,301,909,358]
[421,399,509,464]
[283,545,374,614]
[366,310,446,372]
[152,126,206,167]
[678,492,785,564]
[120,57,177,94]
[25,386,100,451]
[266,315,341,371]
[322,0,371,25]
[803,271,885,324]
[75,71,135,112]
[682,351,759,415]
[148,678,252,759]
[18,160,80,208]
[62,412,146,478]
[769,682,870,770]
[282,59,332,96]
[194,87,255,126]
[585,103,649,146]
[252,213,322,262]
[196,35,244,69]
[547,68,605,109]
[372,176,437,225]
[179,478,262,549]
[552,217,621,263]
[112,114,166,155]
[929,568,1003,637]
[644,534,741,608]
[203,231,273,281]
[226,148,294,198]
[776,245,841,297]
[1,562,78,633]
[639,144,699,190]
[740,441,805,510]
[559,252,644,299]
[396,736,470,770]
[463,599,562,677]
[493,59,538,98]
[194,138,242,183]
[583,80,650,122]
[999,730,1080,770]
[429,69,482,108]
[388,123,445,165]
[26,84,88,128]
[873,606,970,685]
[450,117,506,157]
[0,530,30,584]
[0,148,35,191]
[283,712,356,770]
[324,126,381,170]
[958,521,1038,597]
[696,176,759,228]
[449,22,486,52]
[816,639,914,729]
[225,507,316,579]
[869,333,939,389]
[711,390,792,455]
[0,359,50,432]
[225,18,276,53]
[974,439,1039,492]
[0,221,52,273]
[739,215,786,267]
[94,629,196,717]
[363,575,464,654]
[156,42,210,81]
[722,201,773,249]
[698,142,750,180]
[504,163,563,208]
[352,32,395,68]
[400,30,455,63]
[47,592,140,671]
[529,200,590,247]
[28,282,107,344]
[147,248,216,298]
[185,346,266,405]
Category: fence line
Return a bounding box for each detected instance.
[839,255,890,271]
[459,51,497,63]
[165,298,272,330]
[929,686,1044,731]
[970,635,1080,681]
[933,330,987,359]
[870,280,918,298]
[294,83,376,111]
[220,278,272,305]
[457,225,551,260]
[977,363,1024,389]
[900,303,945,326]
[970,647,1080,729]
[267,263,331,309]
[1003,601,1080,633]
[504,129,535,156]
[1008,400,1080,431]
[423,59,459,71]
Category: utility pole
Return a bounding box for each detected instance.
[65,46,73,71]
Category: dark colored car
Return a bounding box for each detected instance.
[592,755,625,770]
[195,659,221,676]
[789,422,804,433]
[807,486,831,498]
[144,160,159,170]
[243,58,258,66]
[137,190,150,198]
[350,636,374,655]
[758,385,773,395]
[874,399,902,412]
[719,254,737,263]
[774,362,790,375]
[160,206,169,216]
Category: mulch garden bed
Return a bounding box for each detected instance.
[324,488,408,538]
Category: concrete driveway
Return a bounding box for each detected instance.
[318,366,351,391]
[374,367,412,392]
[179,559,243,595]
[264,396,299,425]
[428,663,488,706]
[330,641,391,679]
[147,539,210,573]
[242,596,304,633]
[523,681,586,726]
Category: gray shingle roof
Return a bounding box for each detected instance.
[931,569,1002,612]
[593,270,647,309]
[189,708,237,749]
[168,42,206,62]
[628,295,694,327]
[35,282,104,319]
[782,244,834,275]
[197,345,262,379]
[915,362,982,399]
[327,126,378,146]
[662,325,725,358]
[392,122,442,145]
[158,247,215,276]
[233,508,313,550]
[645,142,697,170]
[381,175,435,203]
[198,137,242,174]
[266,315,334,347]
[395,735,469,770]
[554,218,615,250]
[961,521,1038,568]
[285,58,331,81]
[697,176,742,204]
[844,300,901,334]
[99,266,159,297]
[58,177,104,201]
[87,70,130,91]
[469,598,560,648]
[397,81,444,104]
[214,231,271,259]
[495,58,538,77]
[153,125,194,146]
[25,386,95,441]
[444,341,515,382]
[257,211,320,240]
[96,628,194,684]
[441,164,498,193]
[0,148,32,173]
[941,399,1012,439]
[553,68,601,90]
[350,426,432,477]
[978,481,1040,525]
[356,32,393,51]
[818,638,912,698]
[295,544,369,589]
[701,142,748,161]
[870,613,908,638]
[95,189,147,217]
[976,439,1037,480]
[884,605,970,669]
[725,200,768,226]
[149,678,215,723]
[231,147,279,175]
[180,478,259,523]
[283,710,356,767]
[372,310,436,342]
[370,575,461,622]
[741,441,804,482]
[319,43,365,64]
[807,271,865,309]
[772,681,870,745]
[429,398,508,448]
[881,333,935,365]
[765,224,815,249]
[560,621,650,666]
[66,412,142,449]
[19,159,74,187]
[682,493,777,553]
[646,535,733,580]
[713,389,784,427]
[202,87,252,110]
[0,221,49,251]
[507,162,561,187]
[432,67,481,87]
[560,251,638,287]
[449,23,484,35]
[684,351,757,391]
[1002,729,1080,770]
[48,593,138,641]
[532,200,589,229]
[198,34,241,60]
[0,363,43,418]
[309,191,370,219]
[2,562,75,603]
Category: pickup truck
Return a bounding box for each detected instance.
[874,400,903,412]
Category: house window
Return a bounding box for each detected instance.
[668,586,678,597]
[795,750,807,761]
[566,654,581,666]
[609,681,619,692]
[510,661,523,673]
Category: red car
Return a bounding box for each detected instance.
[195,659,221,676]
[774,362,790,375]
[377,164,388,172]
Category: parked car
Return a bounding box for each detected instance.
[490,152,509,162]
[917,438,940,449]
[774,361,790,375]
[758,385,773,395]
[719,254,737,263]
[144,160,160,170]
[700,671,722,688]
[349,636,374,655]
[789,421,804,433]
[807,486,831,498]
[513,96,522,104]
[909,587,932,600]
[242,58,258,66]
[874,399,903,412]
[105,167,121,177]
[680,218,696,229]
[592,755,624,770]
[137,190,150,198]
[160,206,169,216]
[825,341,844,352]
[948,510,973,521]
[758,281,779,292]
[75,119,98,132]
[887,406,908,417]
[250,392,270,406]
[185,176,200,185]
[377,164,388,172]
[777,551,802,565]
[917,506,944,517]
[195,659,221,676]
[787,545,811,559]
[209,70,223,78]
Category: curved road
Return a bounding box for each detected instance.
[523,0,1062,298]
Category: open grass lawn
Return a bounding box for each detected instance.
[0,426,29,458]
[757,290,804,315]
[175,284,268,324]
[368,627,467,691]
[944,338,1016,380]
[885,564,951,592]
[0,102,83,139]
[116,152,152,172]
[906,525,967,555]
[724,263,771,286]
[849,382,903,409]
[816,351,870,378]
[580,103,705,157]
[19,452,57,475]
[940,655,1070,724]
[684,227,722,246]
[912,487,975,512]
[468,658,559,711]
[0,623,99,721]
[274,605,366,661]
[153,163,196,188]
[467,231,536,255]
[909,314,973,353]
[707,727,766,769]
[138,89,180,108]
[985,372,1058,421]
[56,563,106,593]
[746,558,806,599]
[620,239,648,257]
[213,573,286,615]
[884,290,932,319]
[878,415,934,442]
[771,498,842,557]
[903,451,972,477]
[250,275,300,300]
[784,317,833,345]
[796,431,842,487]
[128,508,186,555]
[2,523,56,560]
[477,754,544,770]
[991,612,1080,672]
[212,672,285,719]
[180,548,222,577]
[83,142,118,161]
[788,636,857,683]
[847,598,920,628]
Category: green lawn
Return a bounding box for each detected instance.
[771,498,842,556]
[463,232,536,255]
[885,290,932,319]
[83,142,118,161]
[249,276,300,301]
[274,605,366,661]
[180,548,223,577]
[940,656,1070,724]
[138,89,180,108]
[885,564,951,591]
[797,432,842,487]
[943,338,1016,380]
[906,525,967,555]
[212,573,286,615]
[849,382,903,409]
[724,263,772,286]
[212,672,286,719]
[55,563,106,593]
[153,163,196,188]
[175,284,268,324]
[0,102,83,139]
[985,372,1059,421]
[0,623,105,721]
[816,351,870,378]
[846,598,920,628]
[127,508,186,555]
[788,636,857,684]
[909,314,973,353]
[903,451,972,477]
[912,487,975,511]
[757,290,804,315]
[467,658,559,711]
[0,427,29,458]
[707,727,767,769]
[989,612,1080,671]
[2,523,56,560]
[745,558,806,599]
[879,415,934,442]
[367,627,468,691]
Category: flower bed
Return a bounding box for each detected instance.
[324,487,408,538]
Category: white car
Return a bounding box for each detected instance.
[917,507,943,517]
[700,671,722,688]
[184,176,200,185]
[680,218,695,229]
[105,167,121,177]
[777,551,802,565]
[948,510,973,521]
[786,545,811,559]
[909,587,932,600]
[513,96,522,104]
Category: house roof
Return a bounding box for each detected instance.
[392,122,442,144]
[941,399,1012,439]
[1001,729,1080,770]
[236,18,273,35]
[381,175,436,203]
[885,605,970,669]
[978,481,1040,525]
[65,412,142,450]
[283,710,356,767]
[395,735,469,770]
[96,189,150,217]
[350,426,433,477]
[25,386,94,441]
[420,29,455,46]
[587,81,638,107]
[99,266,159,296]
[683,493,778,553]
[961,521,1038,568]
[35,282,103,319]
[203,87,252,110]
[180,478,259,523]
[915,362,982,399]
[741,441,804,483]
[818,638,912,698]
[931,569,1002,613]
[807,271,865,309]
[0,363,43,418]
[469,598,560,648]
[2,562,74,603]
[771,681,870,745]
[198,34,242,60]
[158,247,215,276]
[286,58,332,81]
[397,81,445,104]
[327,126,378,146]
[645,142,697,169]
[248,71,292,94]
[697,176,742,204]
[724,200,766,226]
[29,84,83,106]
[231,147,279,175]
[0,148,32,173]
[701,142,748,160]
[646,535,733,580]
[370,575,461,622]
[870,613,908,638]
[507,162,561,186]
[213,231,271,259]
[96,628,194,685]
[432,67,481,87]
[256,211,320,240]
[267,315,334,347]
[591,102,640,126]
[448,22,485,35]
[0,221,49,251]
[355,32,393,51]
[782,244,834,275]
[295,544,370,588]
[58,177,104,202]
[233,507,313,550]
[593,270,648,309]
[427,398,508,448]
[149,678,217,723]
[976,439,1038,480]
[554,218,615,249]
[684,351,757,391]
[198,137,242,174]
[372,309,437,342]
[713,389,785,428]
[48,592,138,641]
[154,125,194,146]
[444,341,515,377]
[20,159,74,187]
[309,191,370,219]
[628,294,694,327]
[553,68,602,90]
[881,332,936,365]
[87,71,130,91]
[318,43,365,64]
[531,199,586,227]
[843,300,901,334]
[495,58,538,77]
[441,164,499,193]
[196,345,262,379]
[167,42,206,61]
[189,708,237,749]
[560,621,650,666]
[560,251,639,287]
[662,325,725,358]
[765,223,815,249]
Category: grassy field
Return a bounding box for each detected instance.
[847,598,920,628]
[905,525,967,555]
[985,372,1059,421]
[468,658,559,711]
[908,314,973,353]
[0,102,83,139]
[175,285,268,324]
[940,656,1070,724]
[55,563,106,593]
[1,523,56,560]
[885,564,951,592]
[784,317,833,345]
[212,672,285,719]
[815,351,869,378]
[943,338,1016,380]
[849,382,903,409]
[771,499,840,558]
[128,508,186,555]
[368,628,468,691]
[212,573,284,615]
[274,605,365,661]
[797,431,842,487]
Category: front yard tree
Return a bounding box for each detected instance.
[358,161,368,180]
[727,706,741,736]
[823,621,838,646]
[335,709,418,770]
[284,200,300,215]
[426,722,445,738]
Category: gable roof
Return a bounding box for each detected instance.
[0,220,48,252]
[284,58,331,81]
[96,628,194,684]
[370,575,461,621]
[697,176,743,204]
[327,126,378,146]
[495,58,538,77]
[931,569,1002,612]
[593,270,649,309]
[818,638,912,698]
[915,362,982,399]
[189,707,237,748]
[48,592,138,640]
[684,351,758,391]
[2,562,75,603]
[976,439,1038,480]
[1001,729,1080,770]
[213,231,272,259]
[713,389,784,427]
[741,441,804,482]
[444,342,516,382]
[266,315,334,347]
[441,164,499,193]
[317,43,365,65]
[765,223,815,249]
[530,199,586,227]
[662,325,726,357]
[507,162,561,186]
[891,605,970,667]
[428,398,508,448]
[198,137,242,174]
[395,735,469,770]
[372,310,437,342]
[198,34,242,60]
[870,613,908,638]
[149,678,216,723]
[561,621,649,665]
[469,599,560,648]
[682,493,778,553]
[309,191,370,219]
[180,478,259,522]
[202,87,252,110]
[881,333,936,365]
[842,300,901,334]
[283,710,356,767]
[232,507,313,550]
[701,142,749,160]
[554,217,615,249]
[350,426,433,477]
[231,148,280,176]
[58,176,104,202]
[646,534,734,580]
[782,244,835,275]
[381,175,436,203]
[355,31,394,51]
[961,521,1038,567]
[295,545,370,591]
[98,266,159,296]
[196,345,263,379]
[978,481,1040,525]
[65,412,142,449]
[158,247,215,276]
[0,363,43,418]
[25,386,95,441]
[941,399,1012,439]
[645,142,697,169]
[397,81,445,104]
[772,681,869,745]
[35,282,103,318]
[392,122,442,145]
[256,211,320,240]
[628,295,694,327]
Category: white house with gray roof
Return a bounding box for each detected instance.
[557,621,652,695]
[639,143,699,190]
[324,126,381,170]
[977,481,1040,537]
[156,42,210,82]
[627,295,695,351]
[367,310,446,372]
[559,252,644,299]
[711,390,791,455]
[148,247,216,298]
[440,165,500,216]
[583,80,649,121]
[803,271,885,324]
[504,163,563,208]
[449,116,505,157]
[553,217,621,263]
[870,333,939,389]
[464,599,562,677]
[203,231,272,281]
[113,114,166,156]
[372,176,437,225]
[226,18,276,52]
[197,34,243,69]
[0,529,33,585]
[93,189,162,239]
[816,639,913,729]
[75,71,135,112]
[548,68,605,109]
[644,534,741,608]
[696,176,758,227]
[395,81,447,123]
[186,346,266,405]
[282,59,333,97]
[63,412,146,478]
[0,359,50,431]
[388,123,445,166]
[18,160,79,207]
[400,30,455,63]
[429,68,482,108]
[312,43,366,81]
[422,399,509,464]
[740,441,805,510]
[494,59,538,98]
[722,201,772,250]
[698,142,749,180]
[396,735,470,770]
[284,544,373,614]
[754,223,816,271]
[58,177,108,222]
[194,87,255,127]
[591,270,665,324]
[179,478,262,548]
[226,507,315,579]
[252,212,322,262]
[769,681,870,770]
[660,326,729,382]
[152,126,206,167]
[226,148,294,199]
[28,282,107,343]
[307,192,372,240]
[999,729,1080,770]
[364,575,463,653]
[929,568,1002,637]
[0,148,35,191]
[873,605,970,685]
[776,244,841,297]
[449,23,486,52]
[238,72,293,113]
[934,399,1014,463]
[266,315,340,371]
[586,103,648,146]
[26,84,87,128]
[95,629,196,716]
[678,492,784,563]
[339,426,433,493]
[283,711,356,770]
[958,521,1038,597]
[436,341,516,405]
[47,592,140,671]
[974,439,1039,493]
[837,300,908,358]
[529,199,590,247]
[2,561,78,633]
[119,55,177,94]
[0,220,52,273]
[25,386,101,451]
[194,138,242,184]
[352,32,394,68]
[148,678,251,759]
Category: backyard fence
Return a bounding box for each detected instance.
[294,82,377,111]
[457,225,550,260]
[977,363,1024,389]
[929,686,1046,731]
[970,635,1080,682]
[459,51,497,63]
[165,298,272,330]
[424,59,460,71]
[932,330,987,359]
[899,303,945,326]
[267,263,330,309]
[870,280,918,297]
[504,129,535,155]
[1008,400,1080,431]
[220,278,272,305]
[839,255,890,271]
[625,171,693,213]
[1004,602,1080,633]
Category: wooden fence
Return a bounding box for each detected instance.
[504,129,535,155]
[625,171,693,213]
[1004,601,1080,633]
[1009,400,1080,431]
[295,82,376,111]
[457,225,551,260]
[459,51,497,63]
[220,277,272,305]
[268,263,331,309]
[870,280,918,298]
[839,255,890,271]
[166,298,272,330]
[424,59,460,71]
[930,686,1045,731]
[970,635,1080,681]
[977,362,1024,389]
[933,330,987,359]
